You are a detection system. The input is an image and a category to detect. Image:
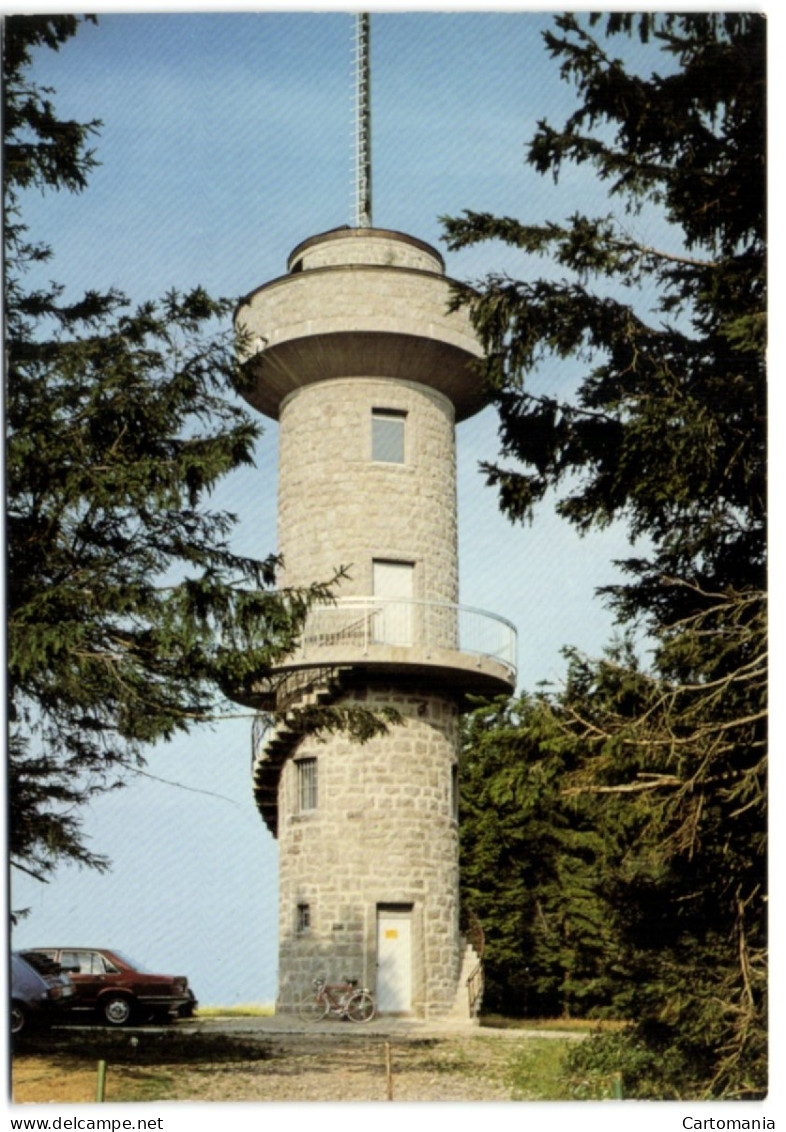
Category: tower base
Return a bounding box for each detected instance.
[272,682,462,1019]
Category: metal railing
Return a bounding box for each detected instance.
[294,596,517,677]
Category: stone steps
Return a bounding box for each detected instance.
[443,939,483,1023]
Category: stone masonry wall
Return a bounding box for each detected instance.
[276,684,461,1018]
[292,231,443,273]
[277,377,458,606]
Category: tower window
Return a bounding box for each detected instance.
[372,408,407,463]
[296,903,311,933]
[451,764,459,820]
[297,758,318,812]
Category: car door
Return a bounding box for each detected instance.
[58,949,112,1006]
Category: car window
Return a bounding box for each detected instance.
[60,950,81,972]
[19,951,61,977]
[61,950,100,974]
[87,951,115,974]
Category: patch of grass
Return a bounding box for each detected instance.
[504,1038,576,1100]
[12,1055,180,1105]
[104,1066,180,1103]
[196,1003,275,1018]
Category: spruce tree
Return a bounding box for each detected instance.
[4,16,386,892]
[448,13,765,1098]
[459,695,623,1020]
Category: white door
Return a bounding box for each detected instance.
[376,907,412,1012]
[372,559,414,645]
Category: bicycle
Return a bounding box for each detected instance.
[297,975,376,1023]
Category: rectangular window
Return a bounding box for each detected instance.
[451,764,459,820]
[297,758,318,812]
[372,408,406,463]
[296,903,311,933]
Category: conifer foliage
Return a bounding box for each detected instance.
[460,696,623,1021]
[4,16,348,890]
[449,14,766,1098]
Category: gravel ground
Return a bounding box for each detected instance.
[12,1021,581,1103]
[168,1033,516,1102]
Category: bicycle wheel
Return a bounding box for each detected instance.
[346,991,375,1023]
[297,994,329,1022]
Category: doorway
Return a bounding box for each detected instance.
[372,559,414,646]
[376,904,413,1012]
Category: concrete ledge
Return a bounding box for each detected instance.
[283,645,515,700]
[235,266,485,420]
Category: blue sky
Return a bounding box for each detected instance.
[8,12,773,1115]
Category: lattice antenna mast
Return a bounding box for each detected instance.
[353,13,372,228]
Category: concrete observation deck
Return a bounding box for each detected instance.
[234,227,487,422]
[285,595,516,698]
[237,596,517,712]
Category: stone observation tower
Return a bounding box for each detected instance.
[232,17,516,1019]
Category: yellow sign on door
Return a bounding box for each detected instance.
[385,929,398,939]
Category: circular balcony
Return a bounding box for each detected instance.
[234,228,486,422]
[273,596,517,701]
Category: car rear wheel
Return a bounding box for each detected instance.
[100,994,135,1026]
[11,1002,28,1035]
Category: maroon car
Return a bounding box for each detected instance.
[29,948,194,1026]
